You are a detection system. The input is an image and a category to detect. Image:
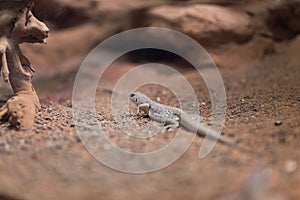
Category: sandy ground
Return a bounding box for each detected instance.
[0,31,299,200]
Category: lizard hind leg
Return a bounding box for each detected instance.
[163,116,180,133]
[164,122,180,133]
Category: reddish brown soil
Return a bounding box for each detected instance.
[0,31,299,200]
[1,1,300,198]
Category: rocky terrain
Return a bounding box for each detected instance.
[0,0,299,199]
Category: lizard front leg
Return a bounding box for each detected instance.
[137,103,150,118]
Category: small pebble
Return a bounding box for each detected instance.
[285,160,297,174]
[19,139,26,146]
[275,121,283,126]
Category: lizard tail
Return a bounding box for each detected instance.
[180,112,252,153]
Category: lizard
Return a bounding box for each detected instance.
[129,92,249,151]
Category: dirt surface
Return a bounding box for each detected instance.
[0,1,300,200]
[0,37,299,199]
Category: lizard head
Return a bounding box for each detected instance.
[129,92,152,106]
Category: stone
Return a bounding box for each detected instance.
[146,4,253,47]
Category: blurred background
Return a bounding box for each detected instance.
[17,0,300,101]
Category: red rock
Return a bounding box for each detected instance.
[146,5,253,47]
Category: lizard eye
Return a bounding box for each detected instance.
[129,93,135,98]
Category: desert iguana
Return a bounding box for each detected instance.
[129,92,249,151]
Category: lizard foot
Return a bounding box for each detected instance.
[162,124,179,133]
[0,94,40,130]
